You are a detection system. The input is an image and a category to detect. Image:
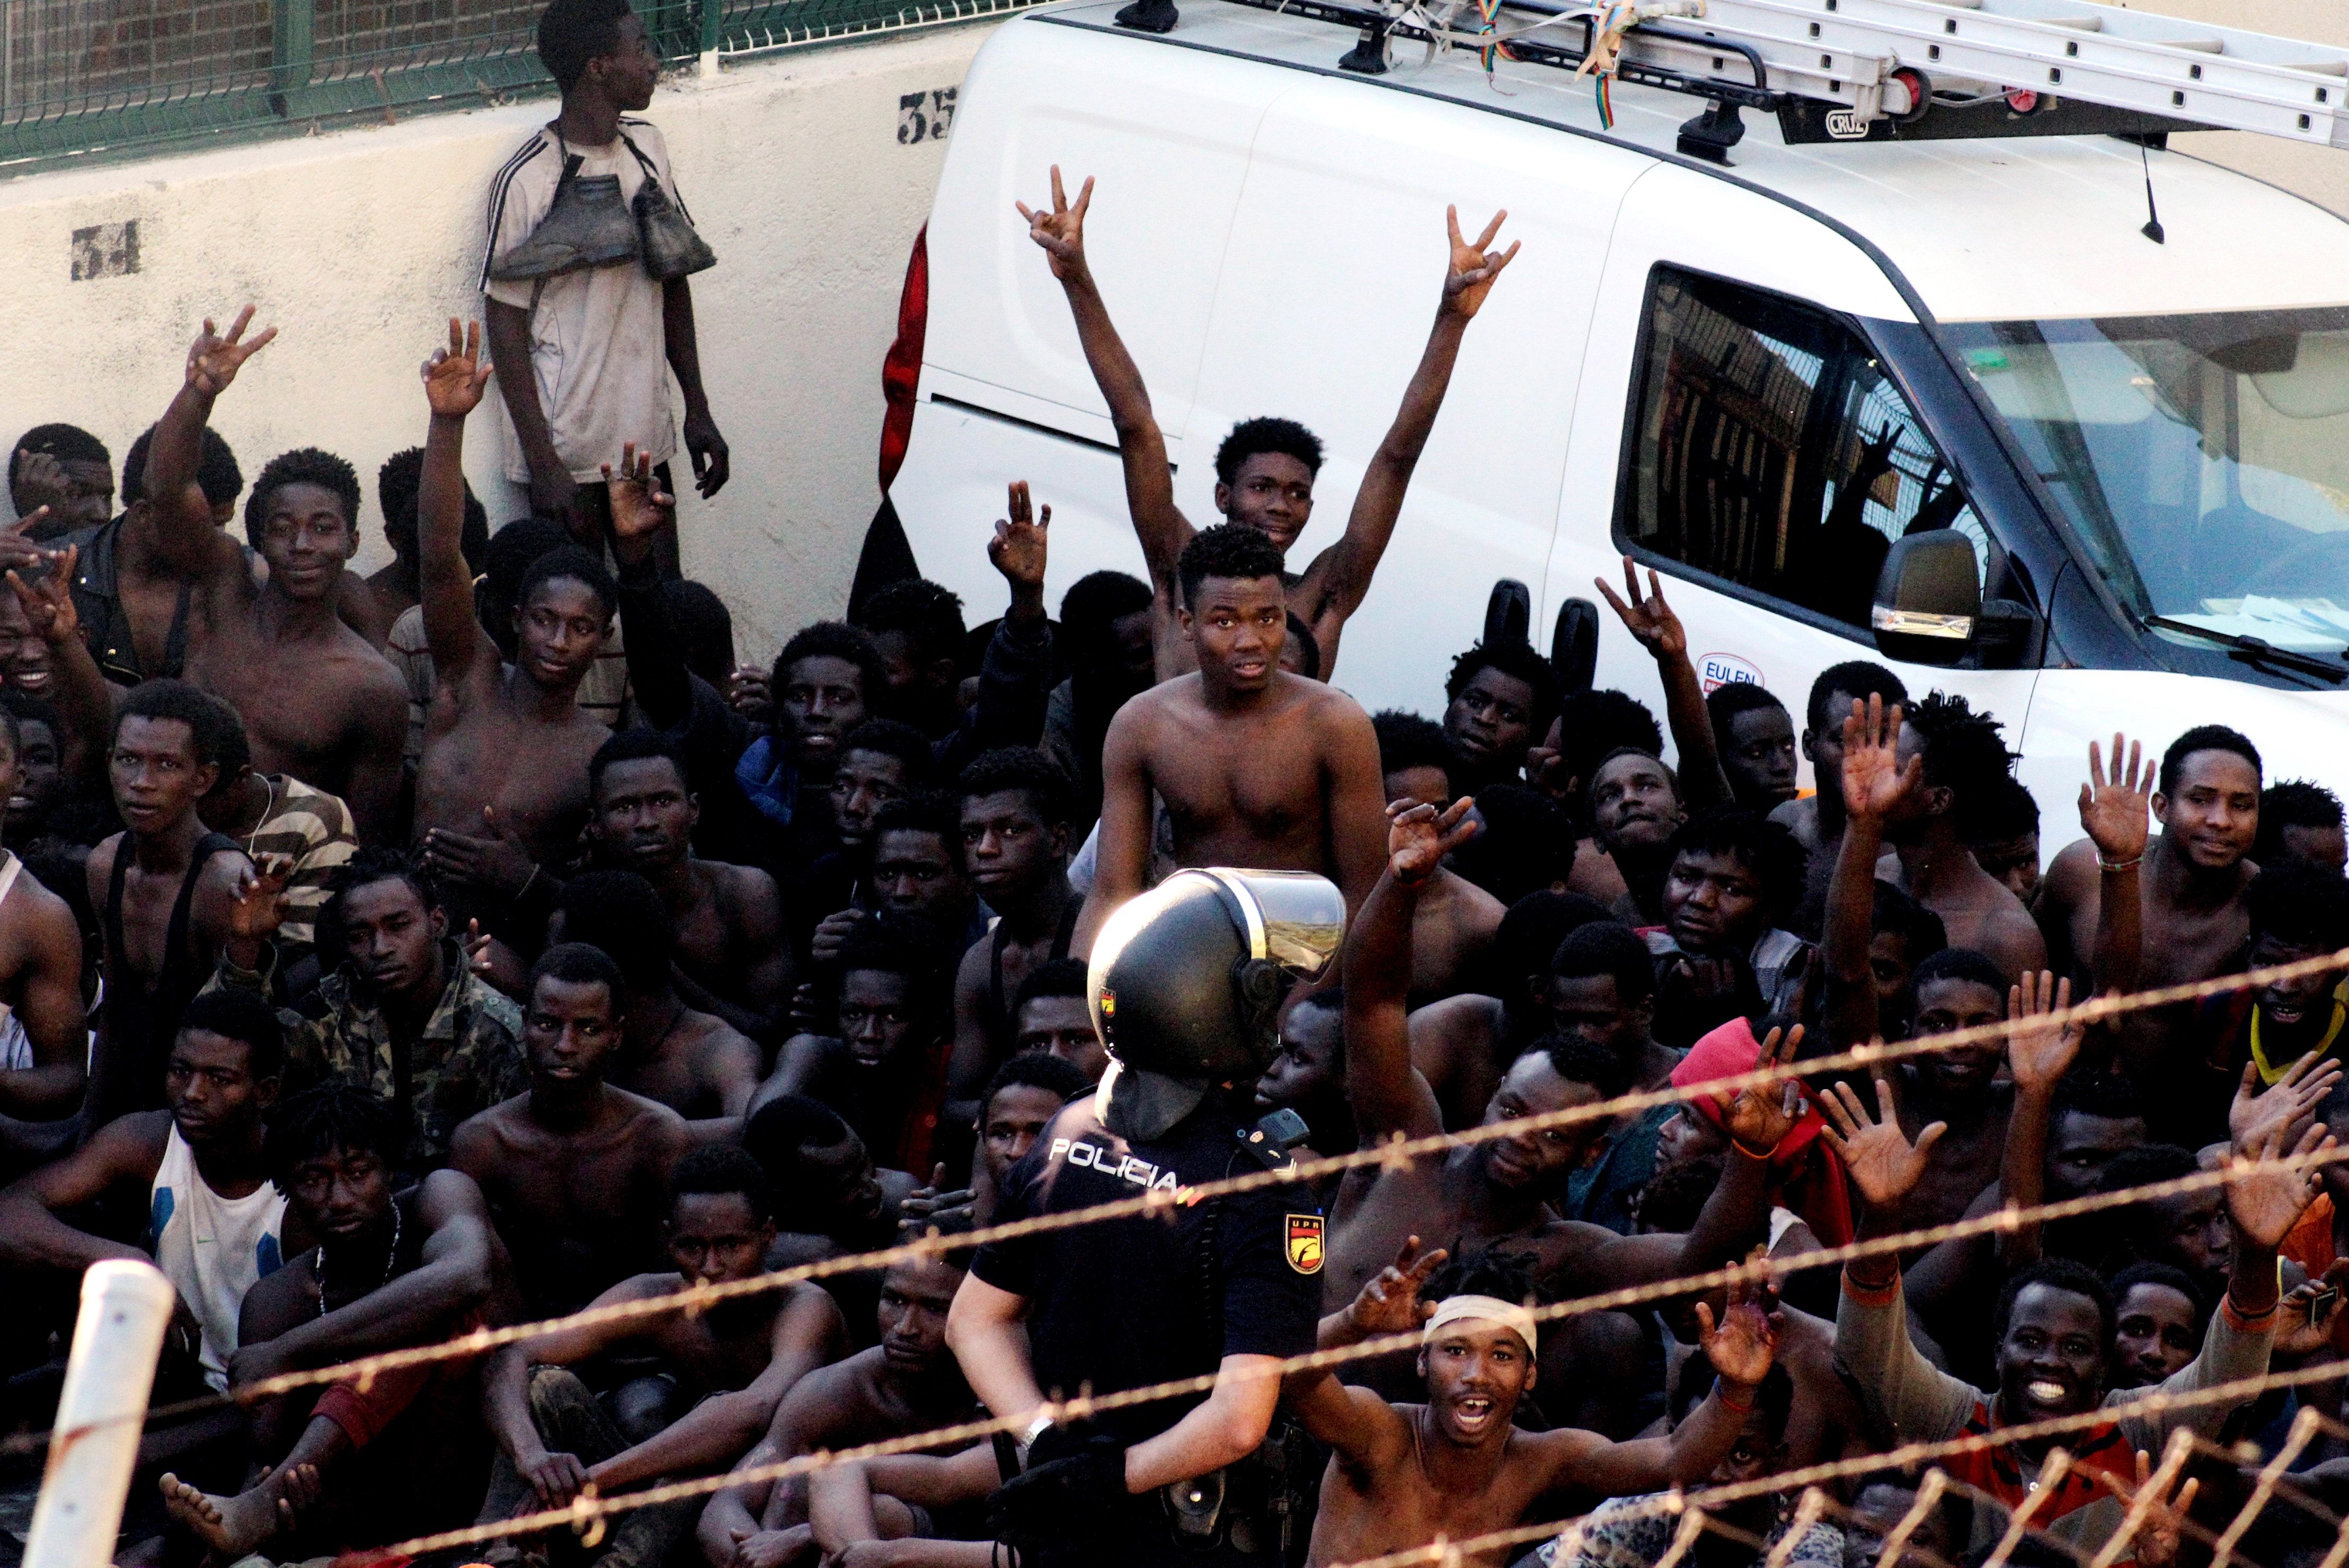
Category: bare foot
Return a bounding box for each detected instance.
[158,1470,291,1557]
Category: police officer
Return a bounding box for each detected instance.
[944,868,1343,1567]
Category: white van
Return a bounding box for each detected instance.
[877,0,2349,813]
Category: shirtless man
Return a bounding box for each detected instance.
[588,727,792,1042]
[946,748,1076,1120]
[697,1226,978,1564]
[410,321,615,933]
[1588,749,1689,925]
[159,1083,511,1560]
[480,1145,845,1559]
[451,942,690,1316]
[140,308,406,839]
[2041,725,2263,1123]
[1022,165,1515,680]
[0,693,90,1144]
[1770,662,1909,942]
[1839,692,2045,982]
[552,870,762,1129]
[1074,524,1386,954]
[1440,643,1557,796]
[1327,798,1796,1312]
[1373,711,1504,1001]
[84,680,258,1125]
[1289,1243,1780,1568]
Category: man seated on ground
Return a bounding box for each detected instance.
[214,850,526,1180]
[1439,642,1557,798]
[800,718,934,951]
[1373,710,1505,1002]
[0,990,294,1393]
[62,424,237,686]
[741,1094,920,1345]
[2258,778,2347,874]
[84,679,258,1125]
[757,911,957,1180]
[1821,1068,2314,1555]
[1971,775,2044,908]
[1588,748,1690,926]
[2194,858,2349,1140]
[1076,524,1386,953]
[1772,662,1908,941]
[0,691,90,1146]
[2107,1261,2210,1391]
[193,694,357,968]
[696,1216,980,1564]
[967,1052,1089,1225]
[159,1083,511,1560]
[1544,920,1683,1234]
[1705,684,1800,814]
[479,1145,845,1557]
[946,747,1077,1125]
[854,580,968,742]
[141,308,406,839]
[1411,894,1612,1137]
[1326,798,1800,1316]
[13,423,113,538]
[1646,807,1812,1044]
[1289,1243,1781,1568]
[1004,958,1103,1083]
[552,870,761,1130]
[1024,166,1515,680]
[453,942,690,1317]
[865,793,985,955]
[2045,725,2262,1137]
[410,323,616,937]
[587,728,791,1042]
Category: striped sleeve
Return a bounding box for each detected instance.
[249,779,360,948]
[480,131,554,298]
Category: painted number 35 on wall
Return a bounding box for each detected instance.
[898,88,956,144]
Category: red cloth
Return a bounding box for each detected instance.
[1670,1017,1855,1245]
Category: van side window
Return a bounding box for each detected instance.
[1620,267,1986,633]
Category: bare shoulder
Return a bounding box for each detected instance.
[450,1094,530,1166]
[1290,674,1371,729]
[615,1086,692,1150]
[1410,993,1504,1041]
[416,1166,493,1224]
[2043,838,2100,903]
[709,859,783,918]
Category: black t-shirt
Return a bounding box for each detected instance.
[971,1084,1323,1446]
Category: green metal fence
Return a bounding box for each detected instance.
[0,0,1032,173]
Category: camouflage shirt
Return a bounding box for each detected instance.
[212,941,526,1173]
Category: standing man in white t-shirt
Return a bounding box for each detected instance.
[482,0,729,575]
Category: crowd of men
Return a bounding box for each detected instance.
[2,2,2348,1567]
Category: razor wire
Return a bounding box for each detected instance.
[11,940,2349,1467]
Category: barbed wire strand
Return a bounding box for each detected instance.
[23,937,2342,1463]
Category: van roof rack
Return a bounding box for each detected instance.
[1159,0,2349,159]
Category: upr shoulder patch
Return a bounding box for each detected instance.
[1286,1213,1324,1274]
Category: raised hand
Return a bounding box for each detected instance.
[2228,1051,2343,1153]
[1342,1236,1450,1339]
[2079,733,2150,865]
[2121,1448,2199,1568]
[1840,693,1920,828]
[1440,205,1520,320]
[1818,1075,1946,1212]
[10,454,72,522]
[2222,1117,2335,1252]
[1593,555,1688,660]
[227,856,294,946]
[989,481,1050,608]
[1016,166,1094,283]
[1714,1023,1807,1157]
[7,543,81,647]
[727,665,773,723]
[421,318,493,420]
[1693,1270,1781,1388]
[602,442,675,546]
[1387,796,1479,887]
[2005,971,2083,1096]
[186,306,277,397]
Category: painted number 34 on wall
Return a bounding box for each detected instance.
[898,88,956,144]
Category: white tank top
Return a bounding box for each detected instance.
[149,1123,287,1390]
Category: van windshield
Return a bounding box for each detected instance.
[1946,308,2349,657]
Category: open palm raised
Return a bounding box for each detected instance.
[1817,1074,1945,1211]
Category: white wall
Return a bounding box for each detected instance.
[0,23,996,664]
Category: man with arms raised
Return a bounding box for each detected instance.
[410,321,616,934]
[453,942,690,1316]
[1290,1244,1781,1568]
[588,728,791,1042]
[1075,524,1386,953]
[1022,166,1515,680]
[478,1145,843,1558]
[1772,663,1909,938]
[140,307,407,839]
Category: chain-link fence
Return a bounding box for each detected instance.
[0,0,1036,173]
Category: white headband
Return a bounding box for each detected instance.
[1423,1294,1538,1354]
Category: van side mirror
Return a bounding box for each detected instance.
[1871,531,1980,666]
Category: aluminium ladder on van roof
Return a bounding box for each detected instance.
[1191,0,2349,151]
